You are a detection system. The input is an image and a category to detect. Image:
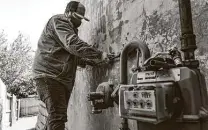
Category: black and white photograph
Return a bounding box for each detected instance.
[1,0,208,130]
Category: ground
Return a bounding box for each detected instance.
[6,116,37,130]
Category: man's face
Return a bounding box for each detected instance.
[70,14,82,28]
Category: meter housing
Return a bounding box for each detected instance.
[119,69,181,124]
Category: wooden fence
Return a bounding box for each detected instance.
[20,96,39,117]
[0,79,40,129]
[0,79,22,130]
[5,93,20,127]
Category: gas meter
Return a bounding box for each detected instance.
[87,0,208,129]
[119,69,181,124]
[87,41,208,130]
[118,48,183,124]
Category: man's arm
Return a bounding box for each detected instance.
[52,16,102,59]
[77,58,87,68]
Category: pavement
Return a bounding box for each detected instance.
[6,116,37,130]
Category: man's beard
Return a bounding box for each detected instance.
[73,21,81,28]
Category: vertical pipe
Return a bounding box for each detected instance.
[178,2,204,130]
[178,0,197,61]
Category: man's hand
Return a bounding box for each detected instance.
[101,52,118,61]
[97,52,118,65]
[107,53,117,60]
[79,52,119,67]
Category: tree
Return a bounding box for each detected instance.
[0,31,35,98]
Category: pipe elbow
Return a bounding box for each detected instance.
[120,41,150,84]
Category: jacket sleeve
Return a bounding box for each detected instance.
[52,17,102,59]
[77,58,86,68]
[77,58,98,67]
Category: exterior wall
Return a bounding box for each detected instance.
[0,99,2,130]
[67,0,208,130]
[0,80,21,129]
[0,79,7,130]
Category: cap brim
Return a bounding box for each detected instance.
[74,12,90,22]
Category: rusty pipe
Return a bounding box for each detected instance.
[178,0,197,61]
[120,41,151,84]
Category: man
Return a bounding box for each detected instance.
[32,1,110,130]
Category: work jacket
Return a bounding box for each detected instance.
[32,14,102,87]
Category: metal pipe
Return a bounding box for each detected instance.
[120,41,150,84]
[178,0,197,61]
[150,60,176,68]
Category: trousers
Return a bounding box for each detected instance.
[34,77,72,130]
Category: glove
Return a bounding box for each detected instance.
[107,53,116,60]
[97,52,119,65]
[101,52,117,61]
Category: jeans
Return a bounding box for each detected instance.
[34,77,72,130]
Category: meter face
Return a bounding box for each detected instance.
[124,90,156,112]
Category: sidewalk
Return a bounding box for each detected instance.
[6,116,37,130]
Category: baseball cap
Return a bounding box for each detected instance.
[66,1,89,21]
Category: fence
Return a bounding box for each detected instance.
[20,96,39,117]
[0,79,40,129]
[4,93,20,128]
[0,79,22,129]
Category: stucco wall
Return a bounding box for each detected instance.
[0,79,7,130]
[66,0,208,130]
[0,99,2,130]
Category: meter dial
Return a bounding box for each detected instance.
[139,99,145,109]
[126,99,133,108]
[146,100,153,109]
[133,99,139,108]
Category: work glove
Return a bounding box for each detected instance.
[107,53,117,60]
[103,52,118,59]
[79,52,118,67]
[97,52,118,65]
[101,52,117,62]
